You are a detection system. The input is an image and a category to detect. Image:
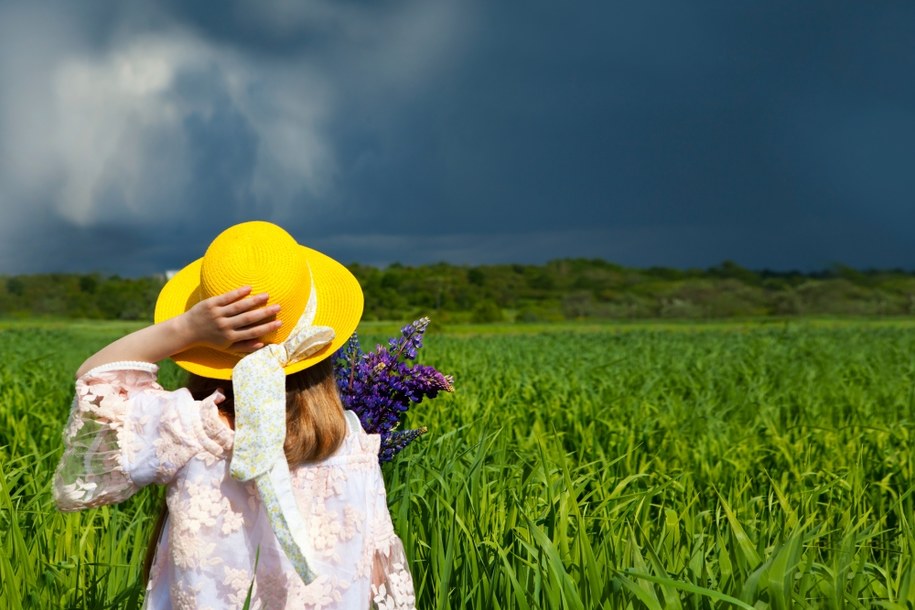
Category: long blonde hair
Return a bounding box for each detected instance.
[143,357,346,579]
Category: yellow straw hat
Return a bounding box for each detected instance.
[154,221,363,380]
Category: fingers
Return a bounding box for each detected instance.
[193,286,284,349]
[208,287,275,319]
[208,288,280,329]
[225,303,280,331]
[228,316,283,352]
[229,338,268,353]
[209,285,253,306]
[231,317,282,342]
[219,292,270,317]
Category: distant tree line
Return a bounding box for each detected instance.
[3,260,915,322]
[1,274,164,320]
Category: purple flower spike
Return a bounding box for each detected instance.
[334,317,452,463]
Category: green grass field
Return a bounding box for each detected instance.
[1,319,913,608]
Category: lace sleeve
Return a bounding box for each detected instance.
[365,434,416,609]
[371,534,416,610]
[53,362,205,511]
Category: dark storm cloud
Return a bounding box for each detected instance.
[0,0,913,273]
[313,0,915,270]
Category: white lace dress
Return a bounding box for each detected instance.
[53,362,415,610]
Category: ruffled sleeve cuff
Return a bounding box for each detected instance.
[54,363,164,510]
[371,535,416,610]
[53,362,231,511]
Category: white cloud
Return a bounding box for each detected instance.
[0,0,469,271]
[49,37,190,225]
[0,27,334,228]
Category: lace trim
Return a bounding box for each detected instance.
[80,361,159,378]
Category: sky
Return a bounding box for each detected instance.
[0,0,913,275]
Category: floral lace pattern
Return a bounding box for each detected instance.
[53,363,415,609]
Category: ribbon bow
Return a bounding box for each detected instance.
[229,277,334,584]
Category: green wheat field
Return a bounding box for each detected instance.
[1,319,914,609]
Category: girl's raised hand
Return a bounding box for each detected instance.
[76,286,283,378]
[183,286,282,353]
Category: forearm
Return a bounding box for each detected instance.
[76,315,196,378]
[75,287,281,379]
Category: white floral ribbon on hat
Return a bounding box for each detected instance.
[229,276,334,585]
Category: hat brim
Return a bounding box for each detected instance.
[154,245,363,380]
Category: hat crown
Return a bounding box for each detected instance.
[155,220,364,379]
[199,221,311,344]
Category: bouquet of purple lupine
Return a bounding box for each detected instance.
[334,317,454,462]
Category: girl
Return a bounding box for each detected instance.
[53,221,415,609]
